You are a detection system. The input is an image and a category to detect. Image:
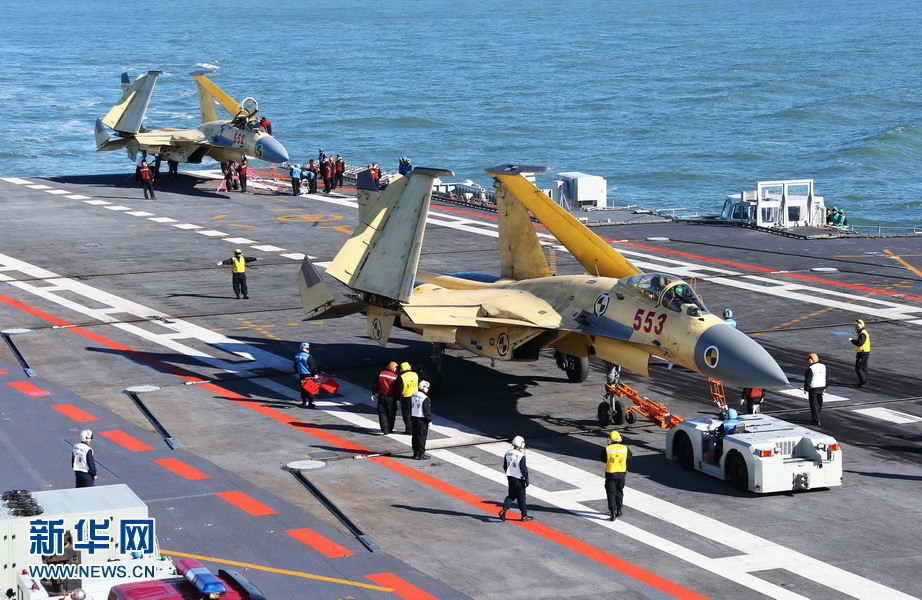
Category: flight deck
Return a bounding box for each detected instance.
[0,171,919,600]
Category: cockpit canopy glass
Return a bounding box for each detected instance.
[623,273,710,314]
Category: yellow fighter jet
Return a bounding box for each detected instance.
[94,70,288,165]
[298,164,788,395]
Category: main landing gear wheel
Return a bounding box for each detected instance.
[556,353,589,383]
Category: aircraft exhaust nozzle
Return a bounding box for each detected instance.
[253,136,288,163]
[694,324,789,390]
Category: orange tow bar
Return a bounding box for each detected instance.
[603,382,683,428]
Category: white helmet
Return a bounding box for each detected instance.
[419,380,430,392]
[300,342,310,351]
[70,590,87,600]
[511,435,525,449]
[723,308,733,319]
[80,430,93,444]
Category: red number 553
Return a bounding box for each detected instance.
[632,309,666,334]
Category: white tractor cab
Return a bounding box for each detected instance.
[664,413,843,493]
[720,179,826,229]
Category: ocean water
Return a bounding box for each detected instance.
[1,0,920,228]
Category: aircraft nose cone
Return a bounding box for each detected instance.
[254,136,289,163]
[694,324,789,389]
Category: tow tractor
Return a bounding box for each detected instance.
[664,413,843,493]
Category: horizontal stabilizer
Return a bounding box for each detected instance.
[326,167,453,303]
[94,118,128,151]
[298,257,335,319]
[488,165,641,279]
[102,70,162,134]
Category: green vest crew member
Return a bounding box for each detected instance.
[396,362,419,434]
[601,430,631,520]
[850,319,871,387]
[217,249,261,299]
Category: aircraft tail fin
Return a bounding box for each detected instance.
[487,164,642,279]
[326,167,453,303]
[101,70,162,134]
[494,170,552,279]
[190,70,241,121]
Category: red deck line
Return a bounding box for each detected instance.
[365,573,440,600]
[214,491,277,516]
[51,404,98,422]
[98,430,155,452]
[7,381,52,397]
[0,368,8,374]
[154,458,211,480]
[285,528,355,558]
[0,292,721,598]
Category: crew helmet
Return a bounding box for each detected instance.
[807,352,819,363]
[419,380,430,392]
[511,435,525,449]
[300,342,310,351]
[80,429,93,444]
[400,362,412,372]
[855,319,865,328]
[386,361,398,372]
[234,248,242,254]
[722,308,733,319]
[70,590,87,600]
[727,409,739,420]
[609,430,622,443]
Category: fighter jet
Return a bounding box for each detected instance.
[94,70,288,166]
[298,164,789,394]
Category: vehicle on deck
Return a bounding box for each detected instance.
[664,413,843,493]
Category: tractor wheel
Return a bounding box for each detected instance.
[726,452,750,492]
[674,432,695,471]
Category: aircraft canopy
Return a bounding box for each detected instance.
[623,273,710,314]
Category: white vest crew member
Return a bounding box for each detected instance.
[72,429,97,488]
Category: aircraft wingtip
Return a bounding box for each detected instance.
[486,164,551,176]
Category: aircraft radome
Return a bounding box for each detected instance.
[297,164,789,396]
[94,70,288,166]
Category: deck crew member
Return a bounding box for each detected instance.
[138,161,156,199]
[499,436,533,522]
[216,248,261,299]
[334,155,345,187]
[289,163,302,195]
[601,430,631,520]
[722,308,737,328]
[395,362,418,433]
[741,387,764,414]
[850,320,870,387]
[410,380,432,460]
[72,429,97,488]
[237,159,248,192]
[372,362,399,434]
[714,408,741,460]
[294,342,319,408]
[804,353,827,426]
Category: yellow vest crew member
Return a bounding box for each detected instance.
[217,249,261,299]
[850,319,871,387]
[396,362,419,434]
[601,430,631,520]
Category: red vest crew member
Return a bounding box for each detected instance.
[372,362,399,434]
[138,161,156,199]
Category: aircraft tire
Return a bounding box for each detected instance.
[613,400,625,425]
[563,355,589,383]
[726,452,749,492]
[597,401,613,427]
[674,432,695,471]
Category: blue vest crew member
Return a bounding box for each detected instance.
[602,430,631,520]
[289,164,302,195]
[499,436,533,522]
[372,362,399,434]
[850,320,871,387]
[396,362,419,434]
[805,353,827,425]
[722,308,736,329]
[72,429,97,488]
[217,249,261,299]
[294,342,319,407]
[410,380,431,460]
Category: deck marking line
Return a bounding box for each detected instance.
[365,572,441,600]
[852,407,922,424]
[214,490,277,516]
[7,381,52,397]
[161,549,392,591]
[98,430,155,451]
[50,403,98,422]
[285,528,356,558]
[154,457,212,480]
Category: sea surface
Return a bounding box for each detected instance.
[1,0,920,228]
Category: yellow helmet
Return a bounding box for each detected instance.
[609,430,622,443]
[400,362,412,372]
[855,319,865,328]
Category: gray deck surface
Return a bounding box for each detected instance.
[0,171,919,600]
